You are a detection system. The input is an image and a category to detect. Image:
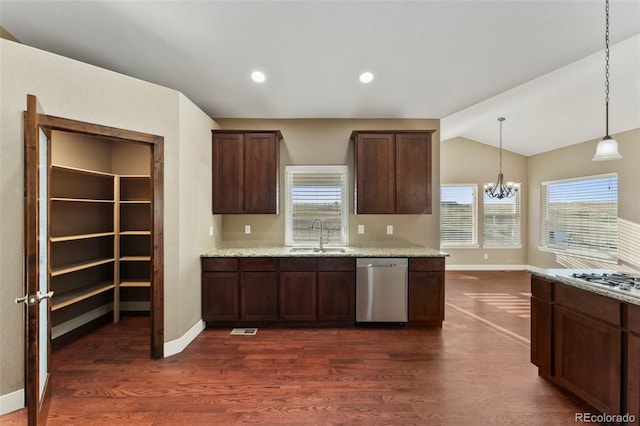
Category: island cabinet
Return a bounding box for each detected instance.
[351,130,433,214]
[408,257,445,326]
[530,277,553,376]
[211,130,281,214]
[626,304,640,421]
[279,258,317,321]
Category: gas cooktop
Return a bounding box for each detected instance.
[563,271,640,298]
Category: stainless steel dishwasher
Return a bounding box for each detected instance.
[356,258,408,323]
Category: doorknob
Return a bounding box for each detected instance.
[37,290,54,301]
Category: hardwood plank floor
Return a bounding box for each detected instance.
[2,271,591,425]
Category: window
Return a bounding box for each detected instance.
[483,191,521,247]
[285,165,348,246]
[541,174,618,261]
[440,185,477,247]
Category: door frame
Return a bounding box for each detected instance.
[27,110,165,360]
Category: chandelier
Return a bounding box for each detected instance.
[483,117,520,199]
[592,0,622,161]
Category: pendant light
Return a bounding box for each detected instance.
[483,117,520,200]
[593,0,622,161]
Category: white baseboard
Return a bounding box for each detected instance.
[164,319,205,358]
[445,264,530,271]
[52,303,113,339]
[0,388,24,416]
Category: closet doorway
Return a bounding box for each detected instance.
[34,113,164,360]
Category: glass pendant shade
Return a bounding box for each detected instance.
[592,135,622,161]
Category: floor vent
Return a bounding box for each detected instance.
[230,328,258,336]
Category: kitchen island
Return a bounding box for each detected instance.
[529,269,640,424]
[201,246,448,328]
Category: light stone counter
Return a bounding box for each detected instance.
[201,246,448,258]
[529,268,640,307]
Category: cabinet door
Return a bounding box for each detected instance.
[279,272,316,321]
[395,133,431,214]
[202,272,239,321]
[408,272,444,324]
[554,305,621,415]
[240,272,278,321]
[212,133,244,213]
[355,133,395,214]
[530,297,552,376]
[318,271,355,321]
[627,333,640,422]
[244,133,278,214]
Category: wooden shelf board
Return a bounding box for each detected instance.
[120,230,151,235]
[51,197,115,203]
[120,281,151,288]
[120,175,151,179]
[51,164,115,178]
[51,258,115,277]
[52,282,115,311]
[120,200,151,204]
[51,232,115,243]
[120,256,151,262]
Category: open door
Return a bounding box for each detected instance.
[18,94,53,425]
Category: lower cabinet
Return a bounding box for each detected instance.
[241,272,278,321]
[530,277,553,376]
[318,258,355,322]
[408,258,445,325]
[279,272,317,321]
[202,271,239,321]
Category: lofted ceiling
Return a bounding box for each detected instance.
[1,0,639,156]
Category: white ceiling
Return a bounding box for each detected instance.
[1,0,639,156]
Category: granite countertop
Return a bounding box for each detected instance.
[529,268,640,307]
[201,246,448,258]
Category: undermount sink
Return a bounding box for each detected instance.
[289,247,347,254]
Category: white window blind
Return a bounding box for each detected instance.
[440,185,477,247]
[285,165,348,246]
[483,191,521,247]
[540,174,618,261]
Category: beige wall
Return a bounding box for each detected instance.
[440,137,528,266]
[214,118,441,250]
[527,128,640,272]
[0,39,215,400]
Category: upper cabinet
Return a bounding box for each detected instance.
[212,130,282,214]
[351,130,433,214]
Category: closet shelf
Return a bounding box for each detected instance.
[51,164,116,178]
[120,256,151,262]
[52,281,115,311]
[51,232,115,243]
[51,257,115,277]
[120,281,151,288]
[120,230,151,236]
[51,197,115,203]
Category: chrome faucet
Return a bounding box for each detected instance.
[311,219,324,251]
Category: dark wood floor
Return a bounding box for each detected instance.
[2,271,591,425]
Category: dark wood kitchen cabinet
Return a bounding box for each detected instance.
[201,258,239,321]
[239,258,278,321]
[212,130,281,214]
[317,258,355,322]
[279,258,317,321]
[626,304,640,421]
[530,277,553,376]
[408,257,444,325]
[351,130,433,214]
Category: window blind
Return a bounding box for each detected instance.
[285,166,348,246]
[483,191,521,247]
[440,185,477,246]
[540,174,618,261]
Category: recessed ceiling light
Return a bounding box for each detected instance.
[359,72,374,84]
[251,71,266,83]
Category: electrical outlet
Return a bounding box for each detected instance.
[358,224,365,234]
[244,225,251,234]
[484,253,489,260]
[209,226,213,236]
[386,225,393,235]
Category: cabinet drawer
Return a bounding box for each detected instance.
[556,283,620,326]
[628,303,640,335]
[279,257,317,271]
[202,257,238,272]
[531,277,553,301]
[318,258,355,272]
[409,257,444,272]
[239,257,277,271]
